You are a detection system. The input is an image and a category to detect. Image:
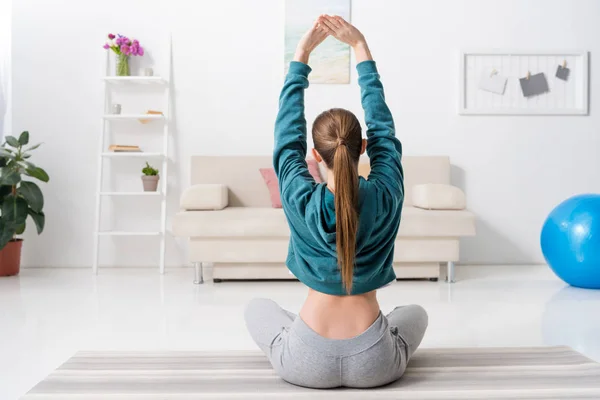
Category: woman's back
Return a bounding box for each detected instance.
[301,288,380,339]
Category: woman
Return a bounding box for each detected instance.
[245,15,428,389]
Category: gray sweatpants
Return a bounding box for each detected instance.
[244,298,428,388]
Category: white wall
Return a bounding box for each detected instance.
[0,0,10,138]
[12,0,600,267]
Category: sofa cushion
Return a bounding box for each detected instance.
[259,160,323,208]
[399,206,475,237]
[172,206,475,238]
[259,169,283,208]
[181,184,228,211]
[173,207,289,238]
[412,184,466,210]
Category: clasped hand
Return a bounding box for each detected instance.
[294,15,372,65]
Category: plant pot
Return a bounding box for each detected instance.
[142,175,159,192]
[0,239,23,277]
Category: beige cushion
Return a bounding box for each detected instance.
[180,184,228,211]
[173,207,288,237]
[172,206,475,238]
[399,206,475,237]
[356,157,450,206]
[412,184,466,210]
[358,163,370,178]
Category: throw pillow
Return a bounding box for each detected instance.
[260,160,323,208]
[259,168,282,208]
[412,183,466,210]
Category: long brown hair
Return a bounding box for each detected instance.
[312,108,362,293]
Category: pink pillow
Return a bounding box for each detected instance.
[260,160,323,208]
[259,168,282,208]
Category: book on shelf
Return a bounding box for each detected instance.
[139,110,164,124]
[109,145,142,152]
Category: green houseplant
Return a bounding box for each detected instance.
[0,131,49,276]
[141,162,159,192]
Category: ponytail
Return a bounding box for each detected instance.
[312,108,362,294]
[333,144,359,294]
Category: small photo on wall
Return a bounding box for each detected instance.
[285,0,351,84]
[478,71,508,95]
[556,64,570,81]
[519,73,549,97]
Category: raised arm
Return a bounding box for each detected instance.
[273,20,329,207]
[357,58,403,198]
[320,16,403,200]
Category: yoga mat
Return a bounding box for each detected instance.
[22,346,600,399]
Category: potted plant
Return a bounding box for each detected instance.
[141,162,159,192]
[0,131,49,277]
[103,33,145,76]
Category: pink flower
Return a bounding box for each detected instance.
[104,34,143,56]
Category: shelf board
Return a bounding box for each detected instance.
[103,76,166,85]
[103,114,165,121]
[98,231,162,236]
[101,152,165,158]
[100,192,162,196]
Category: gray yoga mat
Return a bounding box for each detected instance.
[22,346,600,399]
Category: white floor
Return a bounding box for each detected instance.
[1,265,600,399]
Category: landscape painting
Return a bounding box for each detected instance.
[285,0,351,84]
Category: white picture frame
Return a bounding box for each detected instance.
[459,50,589,115]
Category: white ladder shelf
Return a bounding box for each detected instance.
[93,50,171,274]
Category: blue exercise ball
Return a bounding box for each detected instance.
[541,194,600,289]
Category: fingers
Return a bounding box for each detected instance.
[319,16,339,35]
[334,15,349,26]
[318,22,336,36]
[324,15,343,29]
[313,20,330,37]
[315,25,329,40]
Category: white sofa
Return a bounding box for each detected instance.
[172,156,476,284]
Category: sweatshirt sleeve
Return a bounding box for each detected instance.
[273,62,317,210]
[357,61,404,201]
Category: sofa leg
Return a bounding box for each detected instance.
[446,261,456,283]
[193,262,204,285]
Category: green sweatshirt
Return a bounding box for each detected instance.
[273,60,404,296]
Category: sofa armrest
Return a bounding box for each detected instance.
[180,184,228,211]
[412,184,466,210]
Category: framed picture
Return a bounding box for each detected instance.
[459,50,589,115]
[285,0,351,84]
